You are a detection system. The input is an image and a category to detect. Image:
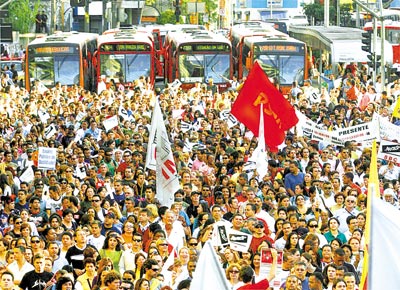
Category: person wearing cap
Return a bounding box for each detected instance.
[101,212,122,236]
[383,188,398,207]
[334,194,359,234]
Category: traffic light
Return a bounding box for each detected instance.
[174,0,181,22]
[362,31,372,53]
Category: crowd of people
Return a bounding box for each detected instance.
[0,60,398,290]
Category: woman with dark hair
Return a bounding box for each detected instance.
[61,209,78,231]
[251,252,262,280]
[322,263,338,289]
[330,238,343,252]
[9,215,22,238]
[135,278,150,290]
[192,203,210,231]
[99,234,123,273]
[273,218,285,240]
[134,252,146,280]
[0,174,11,197]
[80,186,96,212]
[49,213,65,239]
[324,217,347,244]
[284,232,301,251]
[56,275,74,290]
[192,212,210,238]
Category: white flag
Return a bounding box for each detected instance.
[248,104,268,179]
[146,101,180,207]
[191,241,231,290]
[368,196,400,289]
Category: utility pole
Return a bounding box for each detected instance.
[353,0,385,92]
[84,0,90,32]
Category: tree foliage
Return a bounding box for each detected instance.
[157,9,177,24]
[9,0,41,33]
[302,2,352,26]
[302,3,335,25]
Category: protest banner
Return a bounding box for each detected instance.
[378,140,400,165]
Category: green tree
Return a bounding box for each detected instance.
[9,0,41,33]
[302,3,335,25]
[157,9,177,24]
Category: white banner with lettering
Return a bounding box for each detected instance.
[295,111,379,146]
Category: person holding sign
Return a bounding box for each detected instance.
[237,248,278,290]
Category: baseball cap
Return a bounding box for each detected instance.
[105,212,115,219]
[384,188,395,197]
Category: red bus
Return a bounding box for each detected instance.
[164,30,233,91]
[95,28,156,88]
[231,21,307,94]
[25,32,98,91]
[364,20,400,66]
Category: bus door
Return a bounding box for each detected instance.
[152,29,164,77]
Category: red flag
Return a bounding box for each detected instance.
[231,62,298,152]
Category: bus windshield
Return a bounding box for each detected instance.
[255,54,304,85]
[100,53,151,82]
[178,53,230,83]
[29,55,80,86]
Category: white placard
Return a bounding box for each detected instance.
[38,147,57,170]
[228,228,253,252]
[44,124,58,140]
[103,116,119,132]
[19,166,34,183]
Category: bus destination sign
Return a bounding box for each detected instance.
[101,44,150,52]
[34,46,75,54]
[180,44,230,52]
[254,44,301,53]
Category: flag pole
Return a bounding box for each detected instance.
[360,140,379,290]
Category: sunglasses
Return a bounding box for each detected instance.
[31,240,40,243]
[230,270,239,274]
[159,243,168,246]
[133,239,142,242]
[15,222,22,225]
[254,225,264,229]
[92,200,100,202]
[309,225,318,228]
[151,267,160,271]
[189,243,198,246]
